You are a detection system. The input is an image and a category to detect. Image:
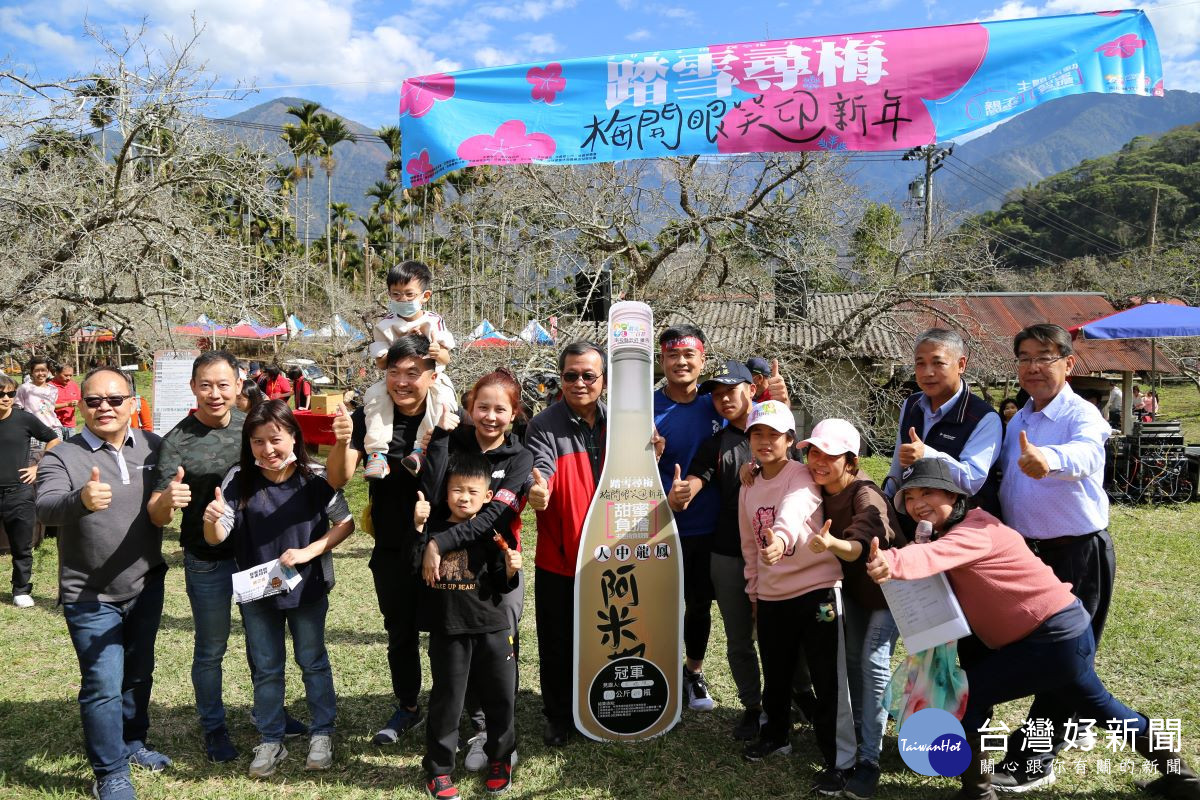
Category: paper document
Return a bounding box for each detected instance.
[232,559,302,604]
[880,572,971,654]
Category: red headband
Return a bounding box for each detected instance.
[661,336,705,352]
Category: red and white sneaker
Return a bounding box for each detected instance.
[426,774,459,799]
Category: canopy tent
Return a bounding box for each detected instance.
[172,316,223,337]
[286,314,312,338]
[1073,303,1200,340]
[518,320,554,345]
[1070,302,1199,434]
[307,315,367,341]
[466,319,517,347]
[224,319,287,340]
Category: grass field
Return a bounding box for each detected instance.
[1,447,1199,798]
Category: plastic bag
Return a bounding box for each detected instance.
[884,640,969,725]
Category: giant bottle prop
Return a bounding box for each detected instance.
[573,301,684,741]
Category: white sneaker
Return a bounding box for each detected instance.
[684,668,715,712]
[13,594,33,608]
[248,742,287,778]
[305,734,333,770]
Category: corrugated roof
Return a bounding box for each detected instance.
[902,294,1176,375]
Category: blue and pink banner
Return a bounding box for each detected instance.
[398,10,1162,187]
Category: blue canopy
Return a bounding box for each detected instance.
[1076,303,1200,340]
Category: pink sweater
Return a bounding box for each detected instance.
[739,461,838,602]
[880,508,1077,649]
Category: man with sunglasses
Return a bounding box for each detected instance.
[36,367,170,800]
[990,323,1114,794]
[524,340,608,746]
[0,373,59,608]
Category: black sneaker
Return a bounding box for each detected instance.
[732,707,764,741]
[992,760,1056,793]
[542,719,572,747]
[426,774,460,799]
[812,767,850,795]
[844,761,881,799]
[683,667,715,712]
[204,727,238,763]
[743,736,792,762]
[373,706,423,745]
[484,760,513,794]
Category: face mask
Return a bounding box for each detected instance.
[255,451,298,471]
[388,298,422,318]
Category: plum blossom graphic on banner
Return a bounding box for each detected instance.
[1095,33,1146,58]
[406,150,435,186]
[398,10,1163,186]
[528,63,567,103]
[399,73,455,118]
[457,120,557,165]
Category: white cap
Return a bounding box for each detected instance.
[608,301,654,355]
[746,400,796,434]
[799,418,861,457]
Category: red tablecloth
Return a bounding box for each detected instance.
[294,409,337,446]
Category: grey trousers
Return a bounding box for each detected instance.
[710,552,762,709]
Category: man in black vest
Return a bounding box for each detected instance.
[883,328,1003,517]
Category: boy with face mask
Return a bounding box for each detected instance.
[363,260,458,480]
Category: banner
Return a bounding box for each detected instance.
[398,10,1163,187]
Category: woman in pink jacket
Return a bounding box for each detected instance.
[867,458,1199,800]
[738,401,856,795]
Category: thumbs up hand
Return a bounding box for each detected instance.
[81,466,112,512]
[165,465,192,509]
[899,427,926,467]
[203,486,227,527]
[529,468,551,511]
[808,519,836,554]
[866,538,891,584]
[766,358,789,405]
[332,403,353,444]
[668,464,693,511]
[1017,430,1051,479]
[414,490,431,527]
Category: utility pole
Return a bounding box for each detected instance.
[902,143,953,290]
[1148,185,1160,255]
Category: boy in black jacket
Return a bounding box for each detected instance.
[415,453,521,799]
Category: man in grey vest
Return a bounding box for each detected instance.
[37,366,170,800]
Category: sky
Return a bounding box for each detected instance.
[1,0,1198,128]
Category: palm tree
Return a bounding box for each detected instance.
[329,201,358,284]
[313,114,357,287]
[366,180,399,256]
[284,101,322,260]
[377,124,402,181]
[74,77,118,159]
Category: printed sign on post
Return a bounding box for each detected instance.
[152,350,199,433]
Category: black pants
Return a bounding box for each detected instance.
[370,547,422,709]
[535,566,574,726]
[1005,530,1116,768]
[757,587,856,770]
[681,534,714,664]
[467,570,523,732]
[424,628,516,777]
[1,483,36,595]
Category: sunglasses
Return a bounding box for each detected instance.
[82,394,130,409]
[562,371,602,386]
[0,390,16,399]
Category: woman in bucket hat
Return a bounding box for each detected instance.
[867,458,1199,800]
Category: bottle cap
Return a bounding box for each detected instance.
[609,301,655,355]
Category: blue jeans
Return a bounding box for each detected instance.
[63,570,165,778]
[240,596,336,743]
[963,625,1146,743]
[183,552,243,733]
[842,600,899,765]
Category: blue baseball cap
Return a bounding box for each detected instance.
[699,360,754,394]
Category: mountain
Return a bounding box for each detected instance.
[220,96,394,233]
[850,90,1200,214]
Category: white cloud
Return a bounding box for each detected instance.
[477,0,578,22]
[626,28,652,42]
[473,46,519,68]
[518,32,561,56]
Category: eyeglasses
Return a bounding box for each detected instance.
[82,394,130,409]
[561,371,602,386]
[0,390,16,399]
[1013,355,1067,369]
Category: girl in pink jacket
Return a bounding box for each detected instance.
[738,401,857,794]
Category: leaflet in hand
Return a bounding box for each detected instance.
[232,559,302,604]
[880,572,971,655]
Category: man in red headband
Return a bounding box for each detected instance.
[653,325,724,714]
